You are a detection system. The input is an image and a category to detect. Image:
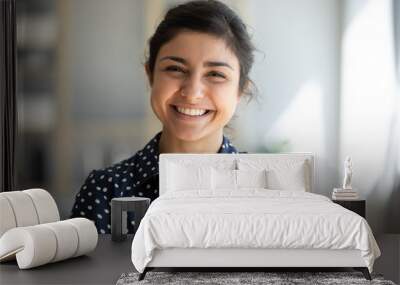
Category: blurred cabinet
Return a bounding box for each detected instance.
[15,0,166,219]
[16,0,57,191]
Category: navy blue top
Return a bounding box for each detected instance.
[70,131,240,234]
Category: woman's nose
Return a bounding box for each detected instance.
[180,75,205,100]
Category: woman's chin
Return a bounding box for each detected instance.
[166,126,210,142]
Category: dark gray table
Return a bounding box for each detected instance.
[0,235,135,285]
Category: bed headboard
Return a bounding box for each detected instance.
[159,153,315,195]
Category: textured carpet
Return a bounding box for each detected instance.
[116,271,396,285]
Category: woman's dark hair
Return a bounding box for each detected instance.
[145,0,257,102]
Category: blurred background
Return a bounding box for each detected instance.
[15,0,399,234]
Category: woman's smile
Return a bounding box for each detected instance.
[169,104,215,123]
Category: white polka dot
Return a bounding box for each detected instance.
[138,192,143,196]
[89,173,94,178]
[143,173,147,177]
[104,209,109,214]
[103,195,107,200]
[146,184,151,189]
[142,156,147,160]
[88,205,93,210]
[80,198,85,202]
[97,214,103,219]
[131,220,135,225]
[138,151,143,156]
[88,192,92,196]
[103,187,108,192]
[107,169,112,172]
[151,167,155,171]
[77,193,81,197]
[75,205,78,209]
[146,161,151,165]
[95,199,100,204]
[115,174,120,177]
[123,170,127,174]
[130,173,133,177]
[146,145,150,149]
[120,192,123,197]
[154,190,158,194]
[96,186,101,191]
[117,166,121,170]
[108,177,113,182]
[130,162,134,166]
[126,186,131,190]
[83,185,87,190]
[107,224,111,229]
[122,178,127,182]
[115,183,119,188]
[91,179,95,184]
[100,175,105,179]
[80,211,85,216]
[150,148,154,153]
[138,168,142,172]
[100,229,105,234]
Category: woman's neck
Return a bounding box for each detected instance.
[158,129,223,154]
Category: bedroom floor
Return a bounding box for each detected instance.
[374,234,400,284]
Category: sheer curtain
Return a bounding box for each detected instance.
[384,0,400,233]
[340,0,399,233]
[0,0,17,192]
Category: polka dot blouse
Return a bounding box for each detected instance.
[70,131,241,234]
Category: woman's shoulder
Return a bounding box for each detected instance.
[83,133,161,189]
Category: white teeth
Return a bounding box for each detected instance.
[176,106,207,116]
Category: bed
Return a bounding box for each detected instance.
[131,153,381,281]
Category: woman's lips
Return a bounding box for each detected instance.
[170,105,214,122]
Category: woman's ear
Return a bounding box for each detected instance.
[144,63,153,86]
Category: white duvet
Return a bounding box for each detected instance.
[131,189,381,273]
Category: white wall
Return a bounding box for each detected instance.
[233,0,341,199]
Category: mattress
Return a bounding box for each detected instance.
[131,189,381,273]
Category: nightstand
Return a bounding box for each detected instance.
[332,199,366,218]
[111,197,150,241]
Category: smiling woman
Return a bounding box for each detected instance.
[70,0,256,234]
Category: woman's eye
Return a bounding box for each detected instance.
[164,66,185,73]
[208,71,226,79]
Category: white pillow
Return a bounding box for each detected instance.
[167,163,212,191]
[236,169,268,188]
[211,168,237,190]
[266,163,306,191]
[237,159,309,191]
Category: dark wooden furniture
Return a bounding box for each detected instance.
[0,235,134,284]
[332,199,366,218]
[111,197,150,241]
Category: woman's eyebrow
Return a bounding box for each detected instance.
[159,56,233,70]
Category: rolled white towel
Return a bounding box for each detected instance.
[0,189,60,238]
[0,191,39,228]
[0,218,98,269]
[23,188,60,224]
[0,196,17,237]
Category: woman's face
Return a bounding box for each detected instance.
[147,31,241,142]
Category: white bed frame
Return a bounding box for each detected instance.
[139,153,370,280]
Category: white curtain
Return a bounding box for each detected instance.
[340,0,399,233]
[383,0,400,233]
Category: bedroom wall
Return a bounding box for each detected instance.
[232,0,341,203]
[232,0,398,234]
